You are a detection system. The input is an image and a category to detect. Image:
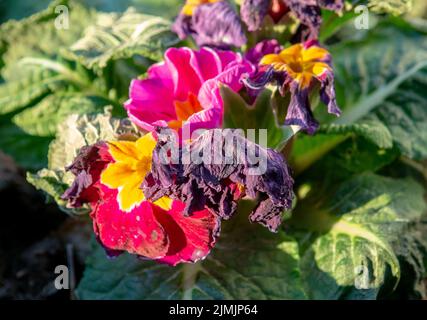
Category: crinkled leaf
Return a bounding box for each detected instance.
[290,118,395,174]
[318,118,393,149]
[0,1,95,72]
[0,68,65,116]
[291,173,426,299]
[12,93,112,137]
[332,21,427,160]
[366,0,413,15]
[77,200,307,300]
[389,222,427,299]
[347,1,413,15]
[65,8,179,71]
[26,108,140,214]
[333,21,427,124]
[371,68,427,160]
[26,169,82,215]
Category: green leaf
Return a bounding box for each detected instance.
[26,168,80,214]
[12,93,112,137]
[371,68,427,160]
[65,8,179,71]
[318,118,394,149]
[0,1,95,71]
[291,173,426,299]
[0,68,65,116]
[290,118,394,174]
[77,201,308,300]
[26,109,141,213]
[221,86,298,150]
[366,0,413,15]
[347,1,413,15]
[389,222,427,299]
[333,21,427,125]
[0,120,51,170]
[75,0,182,19]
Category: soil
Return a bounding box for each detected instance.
[0,152,91,300]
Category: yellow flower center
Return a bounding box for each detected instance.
[168,92,203,130]
[100,133,172,212]
[260,43,331,89]
[181,0,220,16]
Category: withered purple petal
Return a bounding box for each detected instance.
[284,0,321,40]
[192,1,247,48]
[318,0,344,11]
[245,39,282,65]
[142,128,294,232]
[172,13,193,40]
[284,83,319,134]
[61,142,111,207]
[61,171,93,207]
[240,0,271,32]
[320,72,341,117]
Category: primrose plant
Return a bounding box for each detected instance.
[1,0,424,299]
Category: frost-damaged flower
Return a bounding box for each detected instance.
[125,47,254,133]
[244,39,282,100]
[62,134,221,266]
[245,39,282,65]
[241,0,343,40]
[142,128,294,232]
[245,40,340,134]
[173,0,246,48]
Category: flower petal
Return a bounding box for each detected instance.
[94,186,170,259]
[142,128,294,232]
[192,1,247,48]
[62,142,111,207]
[284,82,319,134]
[240,0,271,32]
[245,39,282,65]
[319,71,341,117]
[156,201,221,266]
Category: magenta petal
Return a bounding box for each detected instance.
[198,59,254,110]
[126,47,254,133]
[165,48,204,100]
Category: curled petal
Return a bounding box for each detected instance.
[94,186,170,260]
[61,142,112,207]
[62,138,221,265]
[285,82,318,134]
[319,71,341,117]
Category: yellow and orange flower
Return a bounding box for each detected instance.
[245,40,340,134]
[260,42,331,89]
